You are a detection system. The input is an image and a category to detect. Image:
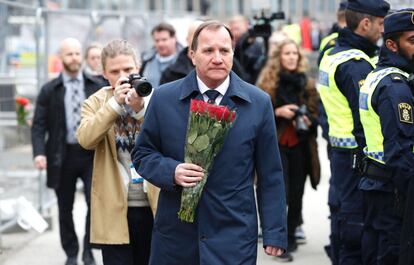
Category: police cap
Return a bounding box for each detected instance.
[384,9,414,35]
[347,0,390,17]
[339,1,347,11]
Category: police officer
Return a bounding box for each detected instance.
[318,0,390,264]
[317,1,348,67]
[359,9,414,265]
[318,3,347,263]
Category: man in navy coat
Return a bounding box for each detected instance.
[132,21,287,265]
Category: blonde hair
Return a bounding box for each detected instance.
[101,39,140,70]
[256,38,308,105]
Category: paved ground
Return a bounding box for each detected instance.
[0,137,332,265]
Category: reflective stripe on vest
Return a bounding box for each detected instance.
[319,32,338,52]
[318,49,375,148]
[359,67,409,164]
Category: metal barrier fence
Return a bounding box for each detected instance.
[0,0,198,252]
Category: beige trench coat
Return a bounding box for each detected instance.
[77,87,159,244]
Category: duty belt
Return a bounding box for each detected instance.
[362,159,392,182]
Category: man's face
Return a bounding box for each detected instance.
[60,42,82,75]
[153,30,177,57]
[103,54,138,88]
[366,17,385,44]
[398,31,414,68]
[229,20,248,44]
[190,27,234,88]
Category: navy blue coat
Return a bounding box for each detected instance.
[132,70,287,265]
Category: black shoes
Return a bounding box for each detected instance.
[65,257,78,265]
[275,251,294,262]
[82,251,96,265]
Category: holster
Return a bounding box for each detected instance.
[361,158,392,182]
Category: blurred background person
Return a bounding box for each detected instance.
[84,42,103,76]
[317,1,348,66]
[31,37,104,265]
[139,22,182,88]
[159,20,204,85]
[256,38,320,262]
[77,39,154,265]
[229,15,265,84]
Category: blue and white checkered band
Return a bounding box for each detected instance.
[329,136,358,148]
[359,93,369,110]
[318,71,329,86]
[329,50,366,67]
[368,67,407,87]
[363,147,384,162]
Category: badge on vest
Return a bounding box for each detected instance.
[358,79,365,88]
[398,103,413,124]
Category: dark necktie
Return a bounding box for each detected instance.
[205,90,220,105]
[69,78,81,132]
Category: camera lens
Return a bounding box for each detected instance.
[131,80,152,97]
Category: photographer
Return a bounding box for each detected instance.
[76,39,154,265]
[256,38,320,262]
[229,15,265,84]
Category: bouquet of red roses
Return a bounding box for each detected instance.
[178,99,236,223]
[15,96,30,126]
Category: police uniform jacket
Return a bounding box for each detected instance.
[329,27,379,149]
[359,47,414,194]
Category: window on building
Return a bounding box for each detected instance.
[225,0,233,16]
[187,0,193,11]
[303,0,310,15]
[173,0,181,10]
[328,0,335,12]
[289,0,296,15]
[149,0,155,10]
[238,0,244,14]
[318,0,324,12]
[210,1,219,17]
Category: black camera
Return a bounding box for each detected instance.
[121,74,152,97]
[295,105,310,133]
[248,10,285,39]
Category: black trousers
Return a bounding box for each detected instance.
[55,144,94,258]
[399,178,414,265]
[279,142,308,247]
[362,190,402,265]
[101,207,153,265]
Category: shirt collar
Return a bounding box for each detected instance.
[196,75,230,97]
[62,71,83,84]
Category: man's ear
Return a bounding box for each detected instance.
[385,39,398,52]
[190,49,196,66]
[360,17,371,33]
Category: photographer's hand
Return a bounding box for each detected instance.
[113,77,131,105]
[125,89,145,113]
[302,115,312,127]
[275,104,299,119]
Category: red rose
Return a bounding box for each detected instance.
[15,96,30,106]
[190,100,199,113]
[230,111,237,122]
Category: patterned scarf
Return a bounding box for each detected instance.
[114,105,141,153]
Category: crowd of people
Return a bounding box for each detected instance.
[28,0,414,264]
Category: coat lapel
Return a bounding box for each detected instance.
[220,72,251,110]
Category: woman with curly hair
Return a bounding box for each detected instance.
[256,38,320,262]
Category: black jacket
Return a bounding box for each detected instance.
[31,71,104,188]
